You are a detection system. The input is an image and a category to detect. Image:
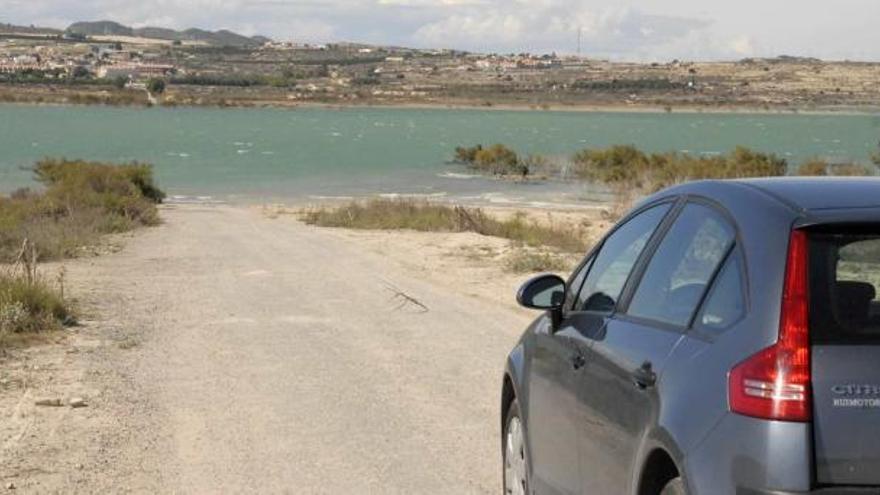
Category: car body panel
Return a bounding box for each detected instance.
[812,346,880,485]
[685,413,813,494]
[526,321,586,494]
[575,316,684,493]
[502,178,880,495]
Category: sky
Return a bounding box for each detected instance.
[3,0,880,61]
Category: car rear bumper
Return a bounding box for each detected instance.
[686,413,813,495]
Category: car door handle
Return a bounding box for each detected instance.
[632,361,656,389]
[571,353,587,371]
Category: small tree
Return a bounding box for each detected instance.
[112,76,128,89]
[71,65,90,79]
[147,78,166,95]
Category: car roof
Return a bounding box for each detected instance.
[734,177,880,212]
[663,177,880,213]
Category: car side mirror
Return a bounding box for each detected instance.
[517,274,565,310]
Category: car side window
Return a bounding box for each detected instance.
[574,203,671,313]
[627,203,736,327]
[696,249,746,332]
[565,255,595,311]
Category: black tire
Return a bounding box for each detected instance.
[502,399,529,495]
[660,477,686,495]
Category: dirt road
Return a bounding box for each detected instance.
[3,204,533,493]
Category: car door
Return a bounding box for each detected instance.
[526,259,594,495]
[575,201,737,493]
[526,201,673,495]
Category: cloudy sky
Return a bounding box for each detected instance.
[3,0,879,61]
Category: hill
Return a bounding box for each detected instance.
[0,23,62,36]
[67,20,133,37]
[65,20,267,46]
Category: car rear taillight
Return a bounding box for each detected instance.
[729,230,811,422]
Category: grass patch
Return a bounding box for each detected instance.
[0,269,73,348]
[506,250,574,274]
[301,199,588,253]
[0,158,165,262]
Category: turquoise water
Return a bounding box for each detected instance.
[1,104,879,205]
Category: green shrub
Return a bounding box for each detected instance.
[473,144,523,175]
[571,145,788,191]
[453,144,526,176]
[0,159,165,262]
[572,145,651,184]
[147,78,166,95]
[454,145,482,164]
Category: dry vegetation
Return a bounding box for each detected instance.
[0,244,72,348]
[0,86,151,107]
[0,159,165,348]
[456,142,879,213]
[301,199,588,253]
[310,143,880,276]
[505,250,572,274]
[301,199,590,273]
[0,158,164,262]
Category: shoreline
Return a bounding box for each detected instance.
[2,95,880,116]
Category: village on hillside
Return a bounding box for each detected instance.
[2,21,880,110]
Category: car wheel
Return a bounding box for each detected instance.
[660,477,686,495]
[503,399,528,495]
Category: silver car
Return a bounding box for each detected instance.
[502,178,880,494]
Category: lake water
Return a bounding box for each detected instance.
[1,104,879,207]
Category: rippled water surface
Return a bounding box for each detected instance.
[1,104,878,206]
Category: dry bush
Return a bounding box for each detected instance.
[505,250,574,274]
[0,241,73,348]
[796,159,830,176]
[454,144,527,176]
[302,199,589,253]
[830,163,876,176]
[796,159,877,177]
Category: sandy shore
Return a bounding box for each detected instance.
[3,96,880,116]
[0,202,600,492]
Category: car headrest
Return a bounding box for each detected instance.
[836,281,876,302]
[835,281,876,325]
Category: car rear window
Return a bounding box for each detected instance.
[810,229,880,345]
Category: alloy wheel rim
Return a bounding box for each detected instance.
[504,416,527,495]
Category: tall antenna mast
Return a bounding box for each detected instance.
[577,27,582,57]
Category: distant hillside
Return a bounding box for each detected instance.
[65,20,269,46]
[0,23,62,36]
[67,20,133,37]
[132,26,180,40]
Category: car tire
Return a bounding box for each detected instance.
[503,399,529,495]
[660,477,686,495]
